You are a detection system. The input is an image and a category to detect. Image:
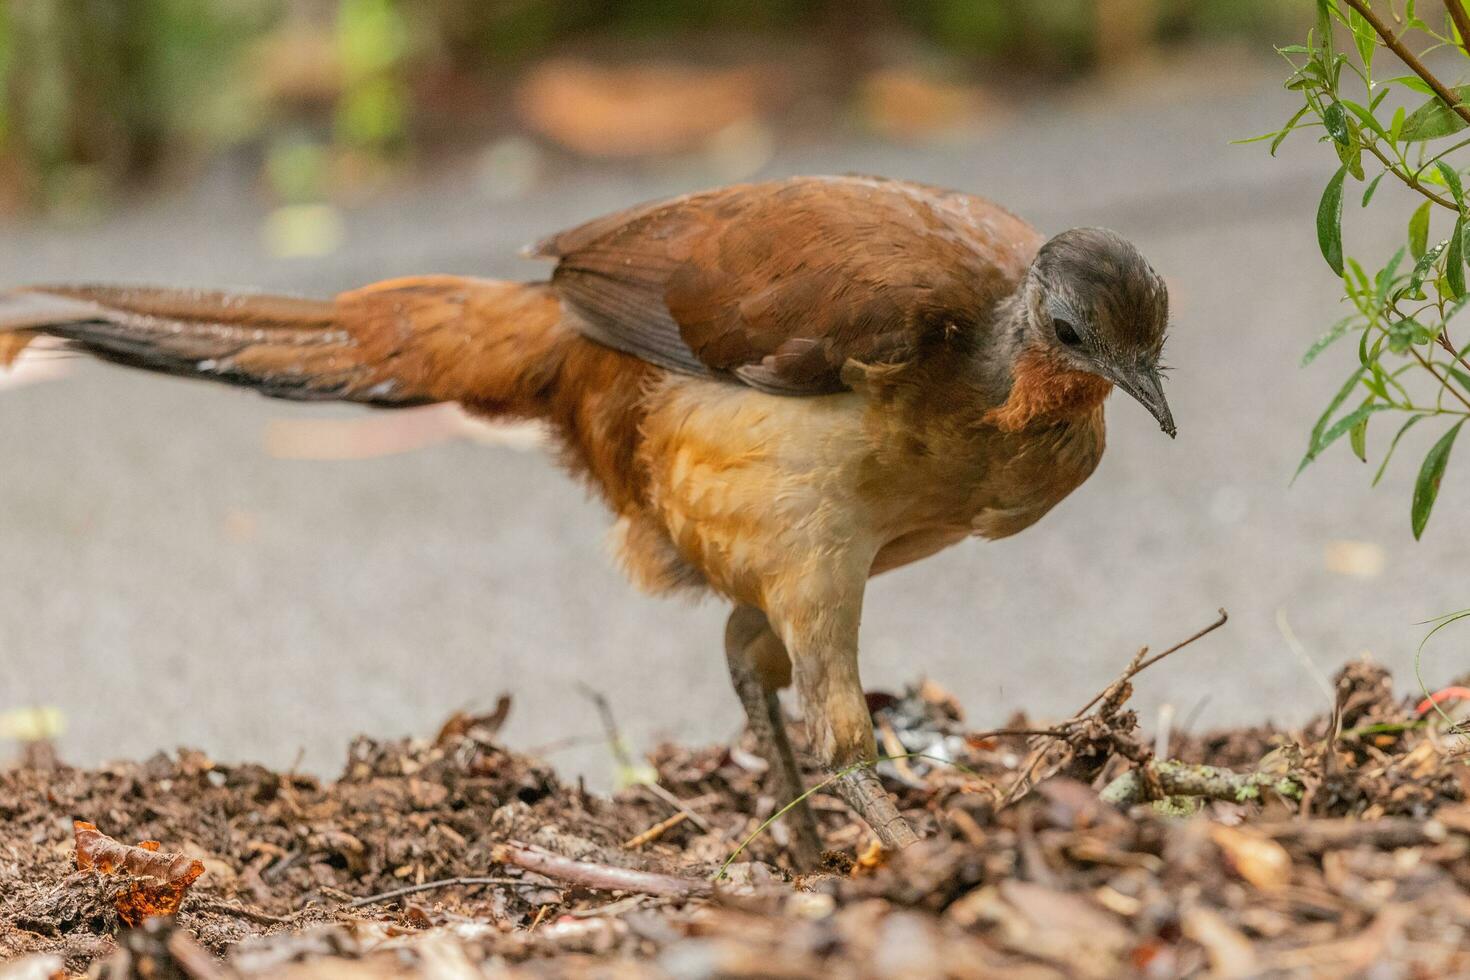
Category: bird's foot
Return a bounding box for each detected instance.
[835,764,919,851]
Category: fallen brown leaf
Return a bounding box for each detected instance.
[74,820,205,925]
[1209,824,1291,892]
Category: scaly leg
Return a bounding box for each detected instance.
[769,579,920,853]
[725,605,824,869]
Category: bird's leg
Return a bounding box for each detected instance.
[770,587,920,853]
[724,605,824,869]
[834,764,919,851]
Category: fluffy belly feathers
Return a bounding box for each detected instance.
[613,376,1106,607]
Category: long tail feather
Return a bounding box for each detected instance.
[0,278,565,410]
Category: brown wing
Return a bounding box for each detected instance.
[531,175,1044,394]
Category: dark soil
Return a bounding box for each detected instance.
[3,658,1468,978]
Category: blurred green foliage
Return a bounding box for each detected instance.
[336,0,409,151]
[0,0,1296,214]
[0,0,276,214]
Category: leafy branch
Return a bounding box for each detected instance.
[1248,0,1470,537]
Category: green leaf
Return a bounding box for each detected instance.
[1312,368,1366,436]
[1231,105,1311,155]
[1386,311,1439,350]
[1448,217,1467,298]
[1448,364,1470,394]
[1381,364,1414,403]
[1410,200,1431,258]
[1275,102,1311,155]
[1341,99,1387,139]
[1317,0,1334,59]
[1407,239,1448,296]
[1375,246,1407,303]
[1334,134,1365,180]
[1303,315,1361,365]
[1232,129,1284,145]
[1390,104,1407,142]
[1399,85,1470,141]
[1361,331,1383,365]
[1361,367,1391,400]
[1318,165,1348,276]
[1361,171,1386,206]
[1298,402,1392,477]
[1374,414,1428,485]
[1387,319,1414,353]
[1387,75,1434,96]
[1345,257,1372,306]
[1324,101,1350,144]
[1436,160,1466,206]
[1346,6,1375,74]
[1349,397,1373,461]
[1412,420,1465,538]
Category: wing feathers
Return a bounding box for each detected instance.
[538,175,1043,395]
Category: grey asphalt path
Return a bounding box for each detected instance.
[0,56,1462,785]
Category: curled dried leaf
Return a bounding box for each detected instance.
[75,821,204,885]
[74,820,205,924]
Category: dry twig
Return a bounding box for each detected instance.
[1072,609,1229,720]
[1099,760,1304,807]
[492,842,712,899]
[642,782,712,833]
[999,609,1230,807]
[189,899,301,925]
[1342,0,1470,128]
[343,876,523,909]
[623,811,689,849]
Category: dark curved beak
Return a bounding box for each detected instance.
[1113,366,1176,438]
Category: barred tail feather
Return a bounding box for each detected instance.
[0,275,658,514]
[0,277,567,412]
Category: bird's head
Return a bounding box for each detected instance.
[1025,227,1174,438]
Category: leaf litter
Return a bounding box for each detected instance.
[2,632,1469,978]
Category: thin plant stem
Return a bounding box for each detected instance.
[1411,346,1470,412]
[1072,609,1229,718]
[1362,140,1459,211]
[1415,609,1470,732]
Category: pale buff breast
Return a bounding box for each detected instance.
[634,377,877,604]
[621,376,1107,605]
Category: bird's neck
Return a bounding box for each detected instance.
[852,293,1110,435]
[985,346,1113,432]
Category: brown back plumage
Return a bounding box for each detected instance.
[534,174,1043,394]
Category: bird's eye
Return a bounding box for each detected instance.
[1054,318,1082,346]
